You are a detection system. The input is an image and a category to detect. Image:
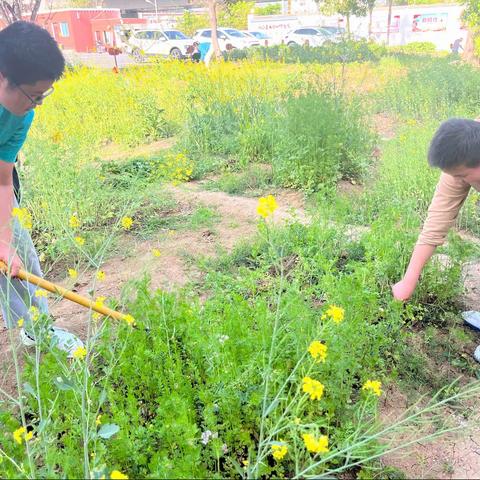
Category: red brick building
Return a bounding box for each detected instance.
[34,8,147,52]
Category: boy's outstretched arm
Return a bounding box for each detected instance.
[0,161,22,276]
[392,172,470,301]
[392,244,436,300]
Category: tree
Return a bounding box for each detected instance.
[0,0,42,23]
[461,0,480,62]
[366,0,375,38]
[320,0,368,35]
[386,0,393,45]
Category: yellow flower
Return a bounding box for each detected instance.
[96,270,106,281]
[302,433,329,454]
[68,268,78,279]
[121,216,133,230]
[110,471,128,480]
[256,195,278,219]
[12,207,32,230]
[13,426,32,445]
[302,376,325,401]
[95,296,106,307]
[13,426,26,444]
[74,236,85,246]
[242,460,249,467]
[29,306,39,322]
[35,289,48,298]
[17,318,24,327]
[69,215,80,229]
[325,305,345,324]
[96,415,102,426]
[271,443,288,461]
[308,340,327,363]
[123,314,135,326]
[72,346,87,360]
[152,249,161,257]
[294,417,301,425]
[362,379,382,396]
[38,252,46,262]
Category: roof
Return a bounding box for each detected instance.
[103,0,191,11]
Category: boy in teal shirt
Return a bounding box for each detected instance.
[0,21,83,356]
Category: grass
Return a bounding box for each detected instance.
[2,50,480,478]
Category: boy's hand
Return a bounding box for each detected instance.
[392,278,417,301]
[0,244,22,277]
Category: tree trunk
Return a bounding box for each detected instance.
[30,0,42,21]
[368,8,373,39]
[463,28,477,64]
[0,0,41,24]
[207,0,222,60]
[346,14,350,35]
[386,0,393,45]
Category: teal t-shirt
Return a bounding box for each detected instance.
[0,105,34,163]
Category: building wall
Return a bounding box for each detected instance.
[35,9,122,52]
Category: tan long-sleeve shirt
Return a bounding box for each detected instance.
[417,172,472,246]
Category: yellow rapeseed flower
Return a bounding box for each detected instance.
[96,415,102,426]
[308,340,327,363]
[271,443,288,461]
[35,289,48,298]
[325,305,345,324]
[121,217,133,230]
[96,270,106,281]
[13,427,32,445]
[302,376,325,401]
[68,268,78,279]
[256,195,278,219]
[362,379,382,396]
[69,215,80,229]
[29,306,39,322]
[123,314,135,326]
[17,318,24,327]
[72,346,87,360]
[302,433,329,454]
[110,471,128,480]
[74,236,85,246]
[152,249,161,257]
[12,207,32,230]
[13,426,26,445]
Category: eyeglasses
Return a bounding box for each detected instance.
[16,84,55,107]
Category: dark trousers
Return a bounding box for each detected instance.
[13,165,21,204]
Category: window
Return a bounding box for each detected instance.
[104,30,112,44]
[60,22,70,37]
[224,29,244,38]
[164,30,188,40]
[201,30,211,38]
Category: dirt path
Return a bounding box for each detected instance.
[1,183,308,399]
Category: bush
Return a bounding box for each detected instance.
[227,40,385,64]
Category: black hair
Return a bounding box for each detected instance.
[428,118,480,169]
[0,21,65,86]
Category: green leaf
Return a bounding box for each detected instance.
[98,423,120,439]
[53,376,75,391]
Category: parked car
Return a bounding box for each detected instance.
[321,26,346,39]
[283,27,333,47]
[193,28,260,50]
[126,28,193,61]
[241,30,280,47]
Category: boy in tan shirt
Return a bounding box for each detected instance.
[392,118,480,360]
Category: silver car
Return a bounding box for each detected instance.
[283,27,333,47]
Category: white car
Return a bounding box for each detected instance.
[126,29,193,61]
[283,27,333,47]
[193,28,260,50]
[241,30,280,47]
